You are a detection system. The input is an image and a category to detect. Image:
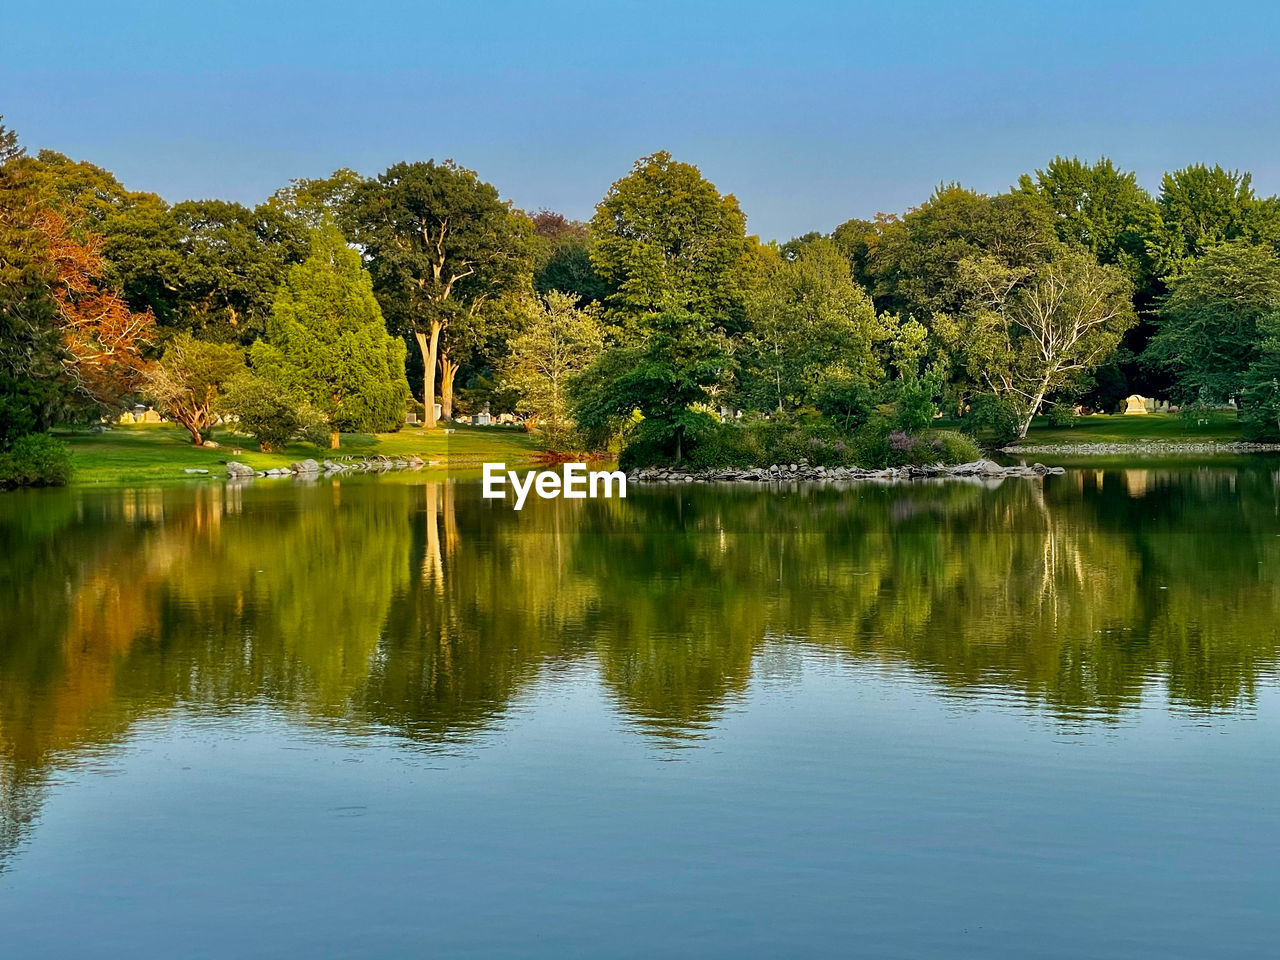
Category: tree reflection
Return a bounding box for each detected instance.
[1,464,1279,864]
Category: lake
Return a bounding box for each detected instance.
[2,463,1279,959]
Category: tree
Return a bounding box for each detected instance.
[500,291,605,444]
[590,151,754,325]
[1145,242,1280,401]
[0,119,69,437]
[741,239,891,412]
[961,251,1135,437]
[104,199,309,344]
[349,160,530,428]
[144,333,245,444]
[1017,156,1159,286]
[217,373,301,452]
[572,309,730,464]
[0,115,22,165]
[529,209,608,305]
[250,226,408,448]
[867,184,1056,318]
[1240,312,1280,441]
[15,150,158,226]
[36,208,155,410]
[267,168,367,234]
[1148,165,1274,276]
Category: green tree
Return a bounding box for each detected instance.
[251,226,408,448]
[1240,312,1280,440]
[741,239,891,412]
[0,120,68,438]
[573,309,730,464]
[529,210,608,305]
[267,168,367,233]
[590,151,754,325]
[15,150,158,226]
[1017,156,1159,286]
[867,184,1056,318]
[501,291,605,446]
[0,115,21,164]
[1148,165,1277,276]
[349,160,530,428]
[143,333,245,444]
[1146,242,1280,401]
[960,250,1134,437]
[218,372,302,452]
[104,199,309,344]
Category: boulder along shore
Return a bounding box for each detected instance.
[626,459,1065,485]
[1002,441,1280,455]
[223,456,429,479]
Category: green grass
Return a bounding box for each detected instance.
[1017,411,1244,445]
[57,422,541,485]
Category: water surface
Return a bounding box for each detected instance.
[2,465,1279,958]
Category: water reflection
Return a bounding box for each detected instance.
[2,464,1279,865]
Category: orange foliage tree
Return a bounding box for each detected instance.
[35,209,155,409]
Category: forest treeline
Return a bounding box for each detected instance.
[4,111,1280,484]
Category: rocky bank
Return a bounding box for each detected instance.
[626,459,1065,485]
[223,456,428,480]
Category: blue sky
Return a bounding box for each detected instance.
[4,0,1280,240]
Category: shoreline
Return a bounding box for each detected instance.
[1002,440,1280,455]
[626,460,1066,485]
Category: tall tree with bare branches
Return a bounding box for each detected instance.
[349,161,530,427]
[959,250,1134,437]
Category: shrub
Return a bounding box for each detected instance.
[1240,383,1280,441]
[296,405,333,448]
[928,429,982,464]
[0,433,73,489]
[219,374,301,452]
[1177,397,1217,428]
[1046,403,1077,428]
[962,394,1020,446]
[685,421,765,469]
[892,377,938,432]
[814,373,875,432]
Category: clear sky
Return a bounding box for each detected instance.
[4,0,1280,240]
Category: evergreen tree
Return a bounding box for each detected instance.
[251,225,409,447]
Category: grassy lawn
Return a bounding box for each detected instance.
[1017,411,1244,445]
[57,422,541,485]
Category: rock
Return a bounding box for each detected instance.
[291,459,321,474]
[225,461,254,479]
[203,440,220,449]
[183,468,209,475]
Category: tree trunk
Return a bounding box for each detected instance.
[1018,383,1052,439]
[675,426,683,464]
[440,354,459,420]
[329,430,340,449]
[416,322,443,429]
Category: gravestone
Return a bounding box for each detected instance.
[1123,394,1148,415]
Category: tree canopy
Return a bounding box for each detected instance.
[590,151,756,326]
[251,226,409,445]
